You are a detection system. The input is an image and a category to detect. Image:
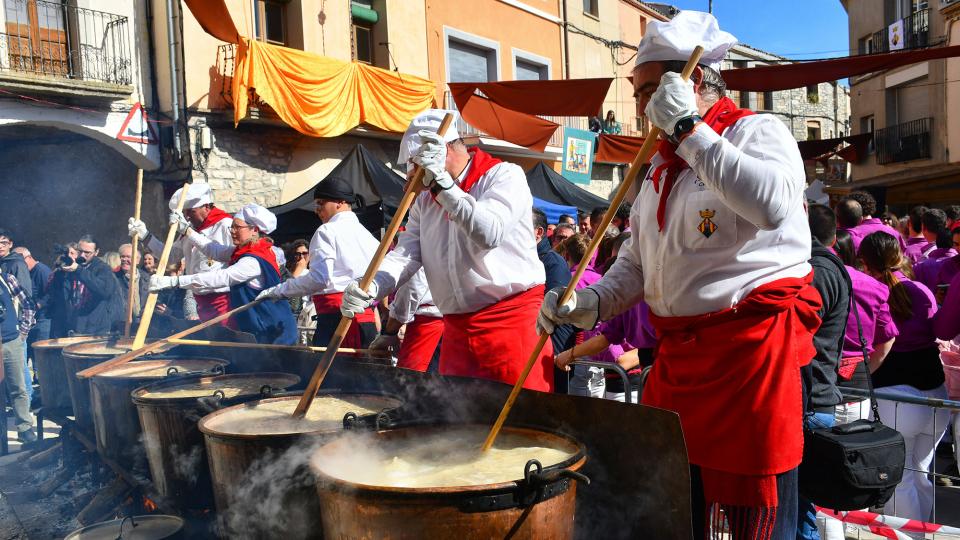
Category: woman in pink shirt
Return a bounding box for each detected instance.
[859,231,948,525]
[557,234,606,397]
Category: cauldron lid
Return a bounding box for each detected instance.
[94,358,228,379]
[64,515,183,540]
[62,338,174,357]
[133,372,299,401]
[32,335,104,349]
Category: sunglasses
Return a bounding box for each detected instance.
[293,251,309,258]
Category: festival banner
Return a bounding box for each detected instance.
[562,127,596,185]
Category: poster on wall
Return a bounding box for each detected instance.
[888,19,904,51]
[562,127,595,185]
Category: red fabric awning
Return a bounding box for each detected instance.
[183,0,240,43]
[797,137,844,160]
[835,133,873,164]
[596,134,646,164]
[724,45,960,92]
[451,90,559,152]
[448,78,612,116]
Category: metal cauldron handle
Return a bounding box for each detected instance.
[116,515,137,539]
[259,384,275,398]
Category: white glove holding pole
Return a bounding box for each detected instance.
[644,72,699,135]
[169,212,191,235]
[128,218,149,239]
[412,131,454,191]
[370,333,401,352]
[340,280,379,318]
[149,275,179,292]
[256,284,284,302]
[536,287,600,335]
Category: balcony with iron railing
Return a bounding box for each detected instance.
[0,0,131,93]
[875,117,932,165]
[864,8,929,54]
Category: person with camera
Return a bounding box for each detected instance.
[47,235,125,338]
[0,266,37,444]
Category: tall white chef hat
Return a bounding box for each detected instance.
[634,11,737,72]
[168,183,213,211]
[398,109,461,168]
[234,204,277,234]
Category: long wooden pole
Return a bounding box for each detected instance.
[481,47,705,452]
[132,183,192,349]
[76,299,263,379]
[167,338,390,358]
[124,169,144,337]
[292,113,455,417]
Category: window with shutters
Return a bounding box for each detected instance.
[445,28,499,83]
[253,0,287,46]
[583,0,598,17]
[513,49,551,81]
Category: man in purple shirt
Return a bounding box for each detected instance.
[916,209,949,263]
[836,198,863,245]
[913,226,960,293]
[847,191,906,252]
[904,206,931,265]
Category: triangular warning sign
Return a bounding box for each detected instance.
[116,102,158,144]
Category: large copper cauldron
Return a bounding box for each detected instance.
[311,424,588,540]
[31,335,101,412]
[198,392,402,539]
[132,372,299,511]
[90,357,228,472]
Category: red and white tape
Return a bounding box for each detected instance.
[817,507,960,538]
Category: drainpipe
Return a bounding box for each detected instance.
[561,0,570,79]
[145,0,160,130]
[833,81,839,136]
[165,0,182,159]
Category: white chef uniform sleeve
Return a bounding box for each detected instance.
[389,270,428,325]
[374,199,424,298]
[275,228,336,298]
[677,115,806,231]
[178,257,260,290]
[434,164,525,250]
[588,227,646,321]
[184,231,235,263]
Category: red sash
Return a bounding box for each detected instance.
[432,148,501,205]
[196,207,232,231]
[312,292,376,350]
[397,315,444,372]
[440,286,553,392]
[643,274,821,508]
[230,239,279,273]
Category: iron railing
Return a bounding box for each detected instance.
[0,0,131,85]
[866,8,929,54]
[875,117,932,165]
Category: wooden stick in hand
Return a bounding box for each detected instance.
[124,169,144,337]
[481,46,705,452]
[292,113,455,417]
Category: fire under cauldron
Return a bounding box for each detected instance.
[132,372,300,511]
[198,391,402,539]
[89,357,229,472]
[32,335,102,413]
[311,424,588,540]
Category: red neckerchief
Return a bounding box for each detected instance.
[230,238,280,275]
[197,206,232,231]
[433,148,502,204]
[650,97,755,231]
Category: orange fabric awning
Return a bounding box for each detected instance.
[183,0,435,137]
[448,78,612,116]
[450,89,558,153]
[596,134,646,164]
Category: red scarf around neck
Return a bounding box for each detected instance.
[651,97,755,230]
[230,238,280,275]
[433,148,501,204]
[197,206,232,231]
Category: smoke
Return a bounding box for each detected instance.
[170,443,203,488]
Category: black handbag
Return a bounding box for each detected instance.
[798,247,906,511]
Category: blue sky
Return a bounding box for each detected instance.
[664,1,851,60]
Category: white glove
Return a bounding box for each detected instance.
[412,130,454,190]
[340,280,378,318]
[256,284,284,302]
[370,333,401,352]
[149,274,179,292]
[169,212,191,235]
[128,217,149,239]
[644,72,699,136]
[536,287,600,335]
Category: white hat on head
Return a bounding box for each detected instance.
[634,11,737,72]
[168,183,213,211]
[398,109,461,168]
[234,204,277,234]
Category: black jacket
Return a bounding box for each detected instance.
[0,252,32,298]
[48,257,125,337]
[806,239,851,410]
[537,238,577,356]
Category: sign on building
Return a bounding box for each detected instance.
[888,19,905,51]
[562,127,595,185]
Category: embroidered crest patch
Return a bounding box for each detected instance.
[698,209,718,238]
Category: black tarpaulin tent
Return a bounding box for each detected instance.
[526,162,608,214]
[268,145,406,243]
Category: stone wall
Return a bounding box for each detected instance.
[766,82,852,141]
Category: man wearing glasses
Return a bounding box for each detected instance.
[48,235,124,337]
[0,229,33,299]
[257,176,379,348]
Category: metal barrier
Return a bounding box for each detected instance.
[566,359,650,405]
[836,387,960,538]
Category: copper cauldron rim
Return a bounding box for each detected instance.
[310,423,586,495]
[131,371,301,405]
[31,335,105,349]
[61,337,174,357]
[90,357,229,380]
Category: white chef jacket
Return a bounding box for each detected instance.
[146,216,233,295]
[591,114,812,319]
[275,211,379,298]
[374,159,545,315]
[176,234,266,290]
[389,268,441,324]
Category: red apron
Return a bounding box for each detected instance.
[397,314,444,372]
[195,292,232,326]
[643,274,821,508]
[312,292,376,350]
[440,286,554,392]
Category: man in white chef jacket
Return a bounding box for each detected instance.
[128,183,234,321]
[341,109,554,391]
[537,11,822,539]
